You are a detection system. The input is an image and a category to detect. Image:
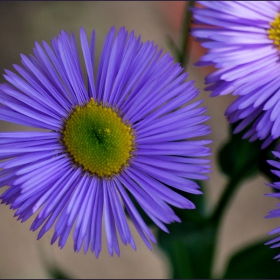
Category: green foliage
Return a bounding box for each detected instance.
[159,1,280,279]
[156,121,280,279]
[157,184,217,279]
[46,265,72,279]
[158,217,216,278]
[218,124,263,181]
[223,239,280,279]
[219,123,279,183]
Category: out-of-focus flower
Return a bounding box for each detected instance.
[0,27,211,257]
[265,151,280,260]
[191,1,280,148]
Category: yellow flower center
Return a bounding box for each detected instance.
[268,14,280,49]
[62,98,135,178]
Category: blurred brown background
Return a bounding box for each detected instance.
[0,1,279,278]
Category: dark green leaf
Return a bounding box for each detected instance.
[158,218,217,278]
[218,123,279,182]
[223,238,280,279]
[156,181,216,278]
[158,221,216,278]
[46,265,72,279]
[38,245,72,279]
[218,124,262,180]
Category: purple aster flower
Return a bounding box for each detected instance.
[0,26,211,257]
[264,150,280,260]
[191,1,280,148]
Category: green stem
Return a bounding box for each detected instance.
[211,176,241,227]
[179,0,195,66]
[209,176,243,278]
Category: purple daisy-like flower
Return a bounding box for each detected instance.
[264,151,280,260]
[0,27,211,257]
[191,1,280,148]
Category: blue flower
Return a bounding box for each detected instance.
[191,1,280,148]
[265,150,280,260]
[0,27,211,257]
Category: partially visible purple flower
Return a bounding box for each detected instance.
[191,1,280,148]
[265,150,280,260]
[0,27,211,257]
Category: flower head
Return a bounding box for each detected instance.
[191,1,280,148]
[0,27,211,257]
[265,151,280,260]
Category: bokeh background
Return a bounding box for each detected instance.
[0,1,279,278]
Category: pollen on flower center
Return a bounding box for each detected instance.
[268,14,280,49]
[62,98,135,178]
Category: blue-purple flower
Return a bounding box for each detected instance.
[191,1,280,148]
[265,151,280,260]
[0,27,211,257]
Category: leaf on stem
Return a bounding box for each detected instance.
[223,238,280,278]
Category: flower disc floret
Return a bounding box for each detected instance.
[62,98,134,177]
[268,15,280,49]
